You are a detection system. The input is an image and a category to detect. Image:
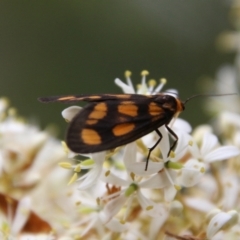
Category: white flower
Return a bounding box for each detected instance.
[114,70,168,95]
[180,132,239,187]
[190,132,240,163]
[124,119,202,197]
[76,152,106,190]
[70,188,128,238]
[60,151,106,190]
[206,209,239,239]
[101,166,168,222]
[178,158,205,187]
[119,141,177,201]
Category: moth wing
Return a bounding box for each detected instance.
[38,93,150,104]
[66,98,171,153]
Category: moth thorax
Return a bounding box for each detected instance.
[175,99,185,112]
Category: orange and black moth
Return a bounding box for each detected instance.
[38,93,185,170]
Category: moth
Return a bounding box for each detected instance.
[38,92,234,170]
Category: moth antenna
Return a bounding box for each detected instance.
[183,93,238,105]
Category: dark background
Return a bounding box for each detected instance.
[0,1,234,138]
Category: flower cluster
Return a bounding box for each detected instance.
[0,68,240,239]
[0,99,81,239]
[59,70,240,239]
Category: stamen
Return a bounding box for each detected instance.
[58,162,72,169]
[68,173,78,185]
[174,185,182,191]
[124,70,132,78]
[141,70,149,76]
[148,79,157,93]
[146,205,153,211]
[124,70,134,90]
[140,70,149,89]
[148,79,157,87]
[74,164,81,172]
[81,159,94,166]
[105,170,110,177]
[130,172,135,181]
[169,151,175,158]
[153,78,167,93]
[96,197,101,206]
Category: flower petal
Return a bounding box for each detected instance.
[180,159,205,187]
[61,106,82,121]
[170,131,191,162]
[180,168,203,187]
[137,191,167,218]
[123,142,137,167]
[172,118,192,133]
[201,133,218,156]
[103,194,127,222]
[140,171,170,189]
[204,146,240,162]
[184,197,215,212]
[126,162,164,176]
[207,212,232,238]
[79,214,99,237]
[105,218,129,232]
[164,185,177,202]
[189,138,201,159]
[12,197,31,235]
[114,78,135,93]
[222,175,239,209]
[91,151,106,165]
[158,126,170,161]
[101,171,129,186]
[78,165,103,190]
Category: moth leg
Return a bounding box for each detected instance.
[145,129,162,171]
[165,125,178,157]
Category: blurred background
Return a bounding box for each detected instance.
[0,1,234,138]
